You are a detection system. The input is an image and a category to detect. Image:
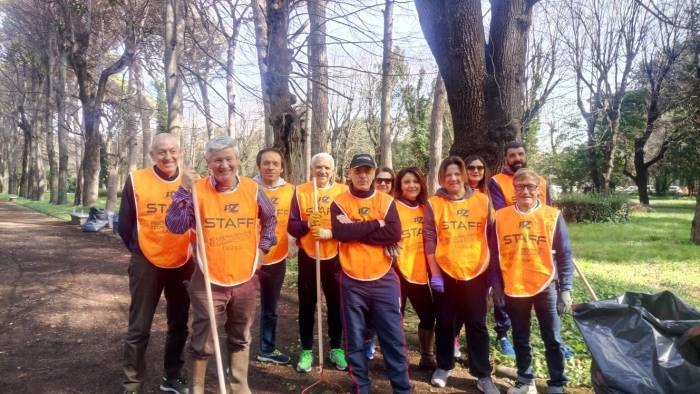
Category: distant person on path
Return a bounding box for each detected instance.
[331,153,411,394]
[118,132,194,394]
[393,167,437,370]
[287,152,349,373]
[165,136,277,394]
[423,156,499,393]
[491,168,574,394]
[253,148,294,365]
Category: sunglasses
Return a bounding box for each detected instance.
[467,165,485,171]
[374,178,393,184]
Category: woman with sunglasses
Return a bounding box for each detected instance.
[374,167,395,194]
[423,156,498,393]
[392,167,437,369]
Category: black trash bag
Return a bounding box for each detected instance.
[573,291,700,394]
[82,207,109,232]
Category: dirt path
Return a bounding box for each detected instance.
[0,201,496,393]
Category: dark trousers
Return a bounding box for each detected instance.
[258,260,286,354]
[494,303,512,338]
[434,271,491,377]
[340,270,411,394]
[297,250,342,350]
[123,254,194,391]
[397,268,435,330]
[505,283,567,388]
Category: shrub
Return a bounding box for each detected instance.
[555,193,630,223]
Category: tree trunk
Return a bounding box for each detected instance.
[266,0,304,183]
[126,67,140,173]
[692,180,700,244]
[196,73,214,139]
[225,15,241,139]
[253,0,274,146]
[415,0,490,164]
[485,0,536,152]
[308,0,329,155]
[81,104,102,206]
[105,144,119,213]
[164,0,184,135]
[45,42,59,204]
[55,47,69,204]
[428,73,446,194]
[133,59,152,167]
[378,0,395,168]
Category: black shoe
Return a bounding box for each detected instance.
[159,376,189,394]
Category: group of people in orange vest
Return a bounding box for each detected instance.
[118,133,575,394]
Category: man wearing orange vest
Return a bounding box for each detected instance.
[287,152,348,372]
[331,153,411,394]
[165,136,277,394]
[491,168,574,394]
[118,133,193,394]
[253,148,293,365]
[488,141,551,358]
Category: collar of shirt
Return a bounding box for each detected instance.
[153,165,179,181]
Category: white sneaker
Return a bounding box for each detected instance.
[477,377,500,394]
[507,381,537,394]
[431,368,450,388]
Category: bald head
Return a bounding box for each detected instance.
[149,133,180,177]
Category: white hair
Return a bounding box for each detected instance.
[205,135,238,159]
[310,152,334,169]
[150,132,179,153]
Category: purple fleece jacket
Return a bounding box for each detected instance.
[330,186,401,245]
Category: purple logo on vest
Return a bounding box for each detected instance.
[358,207,370,216]
[224,203,240,213]
[519,220,532,229]
[456,208,469,217]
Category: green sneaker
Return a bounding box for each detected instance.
[329,348,348,371]
[296,350,313,373]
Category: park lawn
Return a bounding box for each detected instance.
[0,192,118,221]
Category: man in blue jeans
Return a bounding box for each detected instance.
[254,148,294,364]
[491,168,574,394]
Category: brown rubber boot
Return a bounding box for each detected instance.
[190,358,208,394]
[418,328,437,369]
[228,348,252,394]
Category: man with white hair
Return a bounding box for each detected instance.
[288,152,349,373]
[118,132,194,394]
[166,135,277,394]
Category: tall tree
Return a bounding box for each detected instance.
[164,0,184,135]
[428,73,446,194]
[308,0,329,155]
[378,0,395,167]
[253,0,274,146]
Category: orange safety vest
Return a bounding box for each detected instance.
[428,192,490,281]
[261,183,294,265]
[495,204,559,297]
[492,172,548,207]
[194,176,259,287]
[334,190,394,281]
[131,167,192,268]
[295,181,348,260]
[395,201,428,284]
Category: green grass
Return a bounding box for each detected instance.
[0,192,119,221]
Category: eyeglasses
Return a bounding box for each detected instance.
[375,178,393,184]
[467,165,485,171]
[515,184,538,193]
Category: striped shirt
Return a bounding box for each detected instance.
[165,176,277,253]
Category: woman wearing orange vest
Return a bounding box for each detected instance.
[165,136,277,394]
[331,153,411,394]
[423,156,499,393]
[393,167,437,369]
[287,152,348,373]
[491,168,574,394]
[118,133,194,394]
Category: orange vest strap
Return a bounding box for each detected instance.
[262,183,294,264]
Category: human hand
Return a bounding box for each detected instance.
[430,275,444,293]
[491,284,505,308]
[312,227,332,240]
[309,212,322,227]
[182,166,200,189]
[557,290,572,315]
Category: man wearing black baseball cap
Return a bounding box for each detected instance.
[331,153,412,393]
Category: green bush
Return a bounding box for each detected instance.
[556,193,630,223]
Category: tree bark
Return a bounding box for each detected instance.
[485,0,537,154]
[308,0,329,155]
[428,74,446,194]
[55,44,69,204]
[133,59,152,167]
[415,0,491,164]
[693,180,700,244]
[253,0,274,146]
[196,72,214,139]
[45,38,59,203]
[378,0,395,168]
[266,0,304,183]
[164,0,184,135]
[126,66,140,173]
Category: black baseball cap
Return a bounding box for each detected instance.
[349,153,376,169]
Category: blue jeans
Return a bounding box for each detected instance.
[258,260,286,354]
[339,270,411,394]
[505,283,567,388]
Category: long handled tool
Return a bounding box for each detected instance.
[573,259,599,301]
[191,185,228,394]
[302,177,345,394]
